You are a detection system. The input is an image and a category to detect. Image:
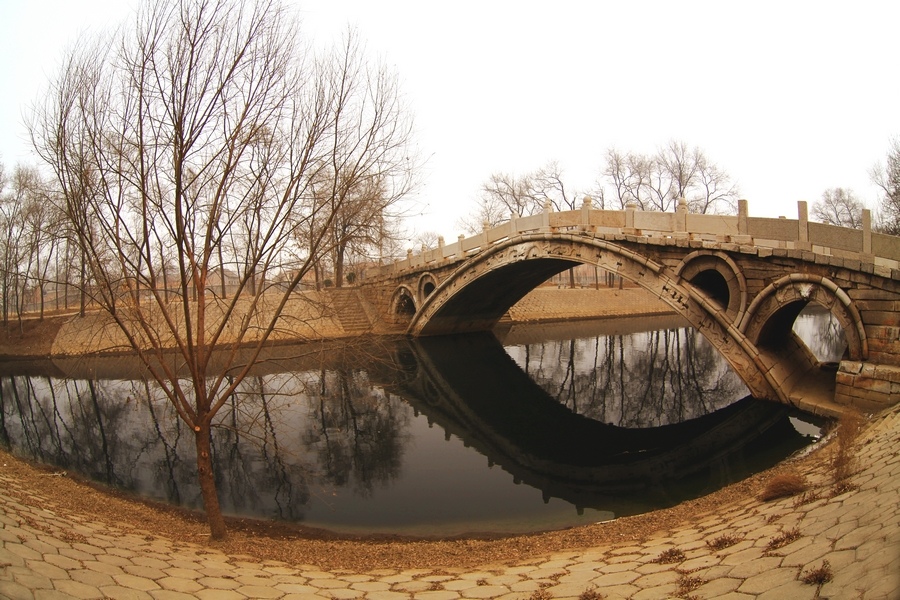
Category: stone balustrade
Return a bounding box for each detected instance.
[368,199,900,279]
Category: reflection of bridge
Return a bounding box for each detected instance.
[392,333,806,514]
[361,200,900,415]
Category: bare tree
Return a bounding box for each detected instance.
[811,188,865,229]
[28,0,416,540]
[871,136,900,235]
[458,161,577,234]
[0,161,16,324]
[0,164,57,327]
[601,141,738,214]
[310,34,417,287]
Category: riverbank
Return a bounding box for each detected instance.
[1,404,897,598]
[0,287,673,359]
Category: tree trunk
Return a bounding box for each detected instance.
[194,421,227,540]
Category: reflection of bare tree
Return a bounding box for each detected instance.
[142,379,185,504]
[0,376,130,486]
[513,326,747,427]
[301,369,410,497]
[211,375,312,520]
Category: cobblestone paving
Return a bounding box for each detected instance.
[2,406,898,600]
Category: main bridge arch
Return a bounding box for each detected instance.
[406,232,849,406]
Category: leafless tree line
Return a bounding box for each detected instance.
[0,164,85,326]
[457,137,900,237]
[457,140,740,234]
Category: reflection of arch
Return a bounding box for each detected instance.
[390,286,417,323]
[417,273,438,304]
[739,274,867,361]
[675,250,747,323]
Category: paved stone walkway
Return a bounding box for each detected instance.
[2,406,898,600]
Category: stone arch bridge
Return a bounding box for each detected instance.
[360,199,900,416]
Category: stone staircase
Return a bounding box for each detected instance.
[329,288,374,335]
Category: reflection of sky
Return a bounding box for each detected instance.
[792,306,847,363]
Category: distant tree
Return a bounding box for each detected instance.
[870,137,900,235]
[458,161,577,235]
[412,230,441,252]
[811,188,864,229]
[601,141,739,214]
[0,164,58,326]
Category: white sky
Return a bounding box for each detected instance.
[2,0,899,244]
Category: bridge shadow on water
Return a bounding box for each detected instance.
[0,326,819,535]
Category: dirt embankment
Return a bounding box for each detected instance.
[0,287,675,360]
[0,314,68,359]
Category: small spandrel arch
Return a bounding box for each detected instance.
[740,275,866,362]
[417,273,439,304]
[675,251,747,324]
[390,286,417,324]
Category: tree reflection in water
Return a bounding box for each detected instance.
[509,326,747,428]
[301,368,410,497]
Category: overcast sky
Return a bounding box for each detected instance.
[2,0,898,243]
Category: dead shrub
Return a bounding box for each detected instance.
[801,560,833,585]
[759,472,808,501]
[706,533,742,551]
[830,410,864,485]
[765,527,801,552]
[578,586,604,600]
[653,547,686,564]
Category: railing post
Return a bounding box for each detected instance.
[732,199,753,244]
[624,202,637,235]
[738,199,749,235]
[542,200,552,232]
[862,208,873,256]
[581,196,593,232]
[674,197,688,236]
[797,200,811,250]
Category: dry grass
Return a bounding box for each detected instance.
[792,490,821,507]
[759,472,808,502]
[674,570,706,599]
[653,547,686,564]
[578,586,604,600]
[706,533,742,551]
[801,560,833,585]
[765,527,801,552]
[830,411,864,487]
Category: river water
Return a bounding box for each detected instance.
[0,309,841,537]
